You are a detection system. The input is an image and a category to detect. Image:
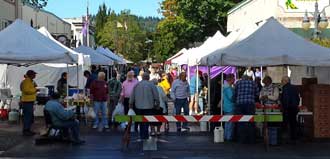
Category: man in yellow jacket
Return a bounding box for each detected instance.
[21,70,38,136]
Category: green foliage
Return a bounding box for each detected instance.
[95,3,109,44]
[94,6,160,63]
[311,38,330,48]
[153,0,241,62]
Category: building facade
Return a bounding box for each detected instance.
[0,0,72,45]
[227,0,330,38]
[64,17,95,48]
[0,0,16,30]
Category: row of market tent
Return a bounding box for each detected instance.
[166,17,330,67]
[165,17,330,110]
[0,19,130,95]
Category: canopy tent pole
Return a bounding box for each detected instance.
[207,66,211,115]
[5,65,8,88]
[187,65,191,84]
[107,66,110,82]
[76,64,79,89]
[196,65,199,114]
[66,64,69,98]
[220,71,224,127]
[110,65,113,81]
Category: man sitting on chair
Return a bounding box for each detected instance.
[44,92,85,145]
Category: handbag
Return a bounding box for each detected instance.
[87,108,96,119]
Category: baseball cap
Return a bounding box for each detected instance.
[26,70,37,76]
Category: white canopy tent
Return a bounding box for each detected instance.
[75,46,113,66]
[5,64,86,96]
[188,31,225,66]
[201,17,330,67]
[38,27,87,66]
[172,48,192,65]
[165,48,187,64]
[96,47,126,64]
[0,19,77,65]
[105,48,126,64]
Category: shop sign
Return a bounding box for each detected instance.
[278,0,330,13]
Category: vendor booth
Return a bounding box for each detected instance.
[200,17,330,140]
[0,19,78,120]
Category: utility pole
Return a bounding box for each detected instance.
[87,0,90,47]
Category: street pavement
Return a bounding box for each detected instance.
[1,126,330,159]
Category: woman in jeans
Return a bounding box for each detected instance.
[90,72,109,129]
[223,74,235,141]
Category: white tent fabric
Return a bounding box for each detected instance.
[200,23,258,66]
[96,47,126,64]
[38,27,86,65]
[105,48,126,64]
[6,64,86,96]
[201,17,330,67]
[165,48,187,64]
[172,48,192,65]
[188,31,225,66]
[0,19,77,64]
[75,46,113,65]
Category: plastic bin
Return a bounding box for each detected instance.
[68,89,83,96]
[268,127,279,146]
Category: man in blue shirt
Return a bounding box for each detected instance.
[171,72,190,132]
[234,75,259,144]
[45,93,85,145]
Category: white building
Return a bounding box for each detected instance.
[64,17,95,48]
[0,0,16,30]
[0,0,72,45]
[228,0,330,38]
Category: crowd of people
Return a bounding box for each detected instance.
[19,65,301,144]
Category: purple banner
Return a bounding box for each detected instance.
[182,65,236,79]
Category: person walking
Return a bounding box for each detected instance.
[108,71,122,127]
[281,76,300,143]
[129,73,160,140]
[150,68,160,81]
[159,73,171,96]
[189,70,202,115]
[234,75,259,144]
[171,72,190,132]
[223,74,235,141]
[83,70,94,92]
[90,72,109,129]
[137,70,144,81]
[120,71,139,114]
[20,70,38,136]
[150,79,167,136]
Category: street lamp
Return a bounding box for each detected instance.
[301,2,329,39]
[301,2,329,77]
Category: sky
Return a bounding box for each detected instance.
[45,0,163,18]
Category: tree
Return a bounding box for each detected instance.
[152,0,241,61]
[97,10,148,62]
[95,3,109,44]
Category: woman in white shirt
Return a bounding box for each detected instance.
[137,70,144,81]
